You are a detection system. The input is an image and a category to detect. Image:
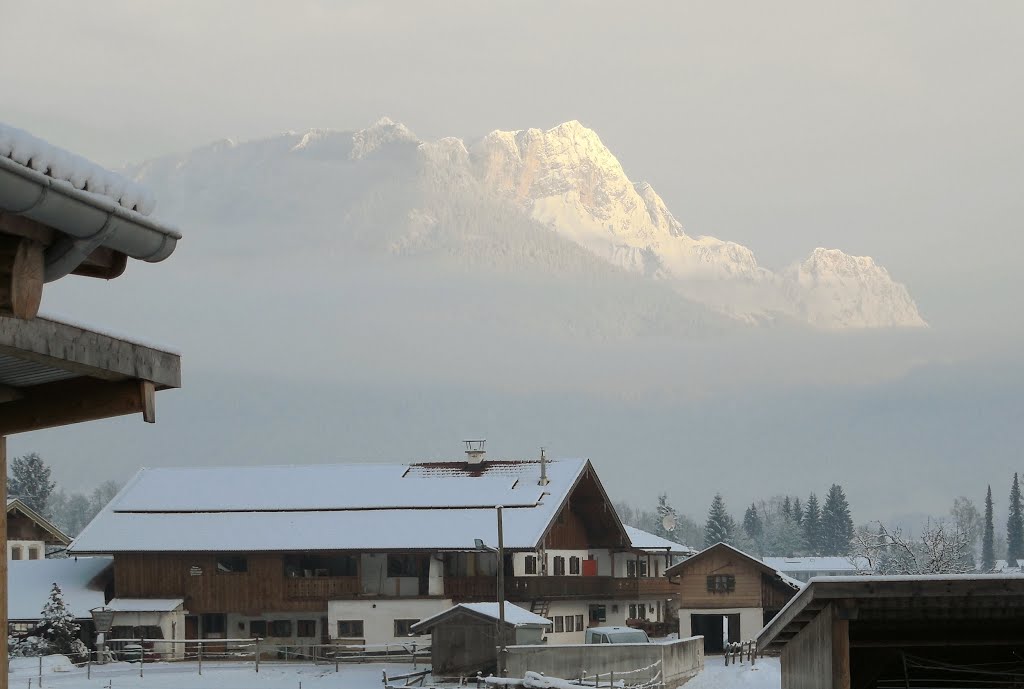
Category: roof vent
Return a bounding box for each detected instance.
[464,439,486,466]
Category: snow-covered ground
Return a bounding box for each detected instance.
[8,659,428,689]
[6,656,781,689]
[684,657,781,689]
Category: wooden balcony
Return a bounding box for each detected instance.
[444,576,679,601]
[284,576,360,600]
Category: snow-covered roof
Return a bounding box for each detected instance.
[411,603,550,633]
[762,556,868,572]
[106,598,184,612]
[8,557,112,620]
[0,123,155,215]
[666,542,803,591]
[71,459,595,553]
[623,525,693,554]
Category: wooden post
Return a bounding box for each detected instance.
[1,436,7,689]
[255,638,260,673]
[198,641,203,675]
[140,638,145,677]
[496,505,507,677]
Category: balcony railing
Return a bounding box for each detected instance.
[284,576,360,600]
[443,576,678,601]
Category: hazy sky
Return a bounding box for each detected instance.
[3,1,1023,526]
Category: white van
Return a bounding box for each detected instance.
[585,626,651,644]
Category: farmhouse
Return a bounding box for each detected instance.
[758,575,1024,689]
[7,556,112,640]
[665,542,800,654]
[6,498,70,560]
[70,453,683,650]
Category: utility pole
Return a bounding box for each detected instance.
[496,505,507,677]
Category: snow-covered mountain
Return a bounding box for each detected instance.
[129,118,925,330]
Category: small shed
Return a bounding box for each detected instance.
[757,575,1024,689]
[411,602,550,677]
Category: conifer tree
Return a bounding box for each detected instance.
[1007,474,1024,563]
[743,503,763,540]
[802,493,822,555]
[982,485,996,571]
[792,497,803,525]
[821,484,855,555]
[41,583,84,658]
[781,496,792,522]
[704,493,736,548]
[8,453,56,516]
[655,493,680,540]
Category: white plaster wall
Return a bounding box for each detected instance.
[226,611,323,650]
[8,540,45,560]
[587,549,613,576]
[678,607,763,643]
[544,600,587,644]
[544,550,589,576]
[327,598,453,647]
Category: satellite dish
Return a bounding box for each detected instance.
[661,514,677,532]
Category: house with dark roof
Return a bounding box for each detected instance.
[665,542,801,654]
[71,452,683,651]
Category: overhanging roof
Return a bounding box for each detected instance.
[0,315,180,435]
[7,497,71,546]
[757,574,1024,652]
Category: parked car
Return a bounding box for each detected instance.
[585,626,651,644]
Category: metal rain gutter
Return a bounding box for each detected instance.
[0,156,181,281]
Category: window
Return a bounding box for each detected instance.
[28,547,41,560]
[637,605,647,620]
[554,616,564,633]
[250,620,267,637]
[269,620,292,637]
[628,604,637,619]
[524,555,538,575]
[10,546,21,560]
[575,614,584,630]
[387,554,421,577]
[394,619,418,637]
[553,556,566,576]
[337,620,364,638]
[626,560,648,578]
[565,615,575,633]
[297,620,317,638]
[569,557,580,575]
[626,560,636,578]
[283,554,357,578]
[706,575,736,593]
[202,614,226,635]
[216,555,247,573]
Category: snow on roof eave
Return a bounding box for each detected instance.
[7,497,72,546]
[410,603,550,633]
[0,155,179,264]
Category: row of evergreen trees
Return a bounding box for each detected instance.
[704,485,855,556]
[980,473,1024,570]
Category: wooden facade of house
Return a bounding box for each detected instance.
[666,543,800,653]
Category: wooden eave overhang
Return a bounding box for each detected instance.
[0,315,180,435]
[756,575,1024,653]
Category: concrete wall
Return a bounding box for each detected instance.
[327,598,452,647]
[506,636,704,689]
[679,607,762,644]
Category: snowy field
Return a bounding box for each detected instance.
[8,658,427,689]
[8,656,781,689]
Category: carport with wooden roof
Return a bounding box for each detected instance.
[0,122,182,689]
[758,575,1024,689]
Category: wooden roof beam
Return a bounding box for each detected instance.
[0,377,157,435]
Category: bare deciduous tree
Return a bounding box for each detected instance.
[853,520,974,575]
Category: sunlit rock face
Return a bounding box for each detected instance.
[130,119,926,330]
